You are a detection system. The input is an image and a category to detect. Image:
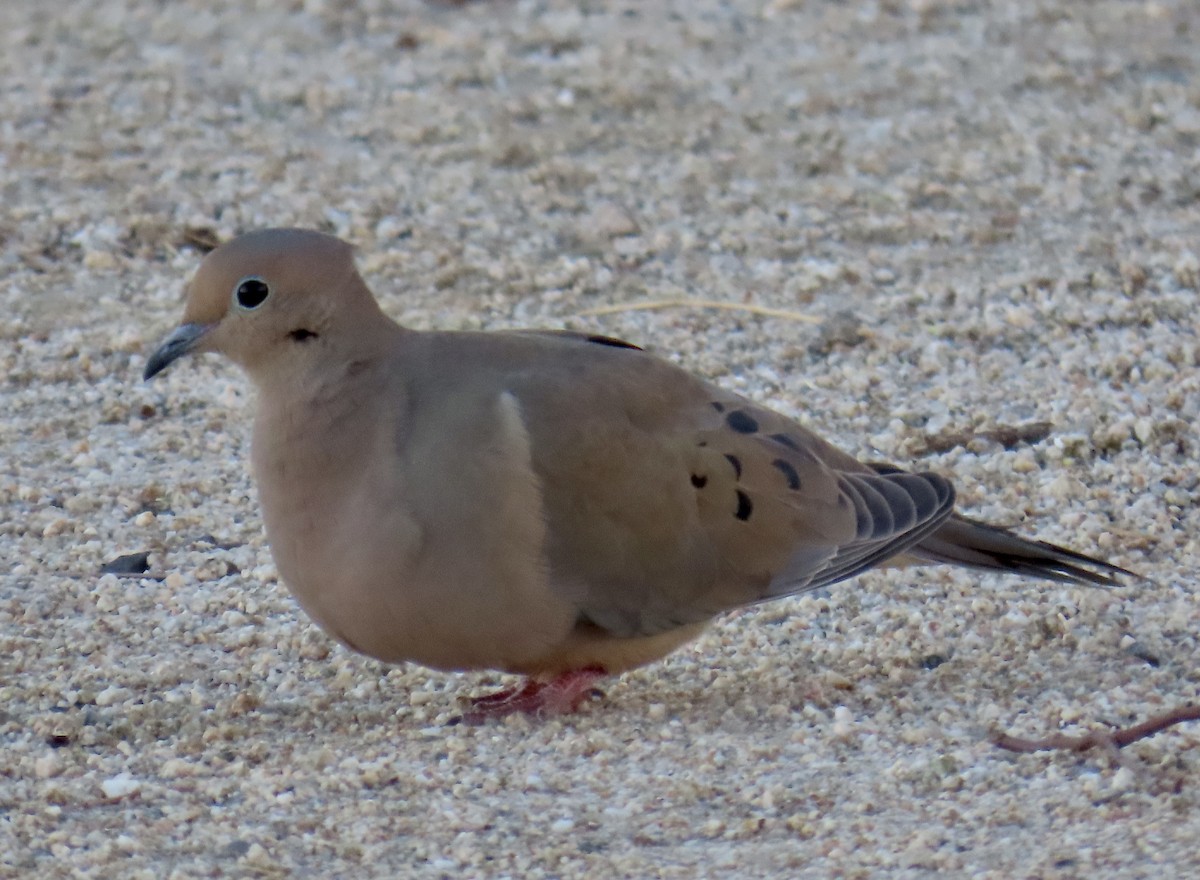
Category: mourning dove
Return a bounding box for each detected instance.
[144,228,1133,721]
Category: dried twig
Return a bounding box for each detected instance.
[577,299,822,323]
[993,704,1200,753]
[917,421,1053,456]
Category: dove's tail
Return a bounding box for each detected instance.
[911,515,1138,586]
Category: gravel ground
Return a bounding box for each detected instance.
[2,1,1199,877]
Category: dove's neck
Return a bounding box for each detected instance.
[250,320,411,492]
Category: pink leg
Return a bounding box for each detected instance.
[458,666,607,724]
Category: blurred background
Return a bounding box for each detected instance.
[2,2,1197,877]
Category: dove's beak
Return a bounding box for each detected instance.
[143,322,213,380]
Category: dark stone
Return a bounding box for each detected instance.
[99,552,150,575]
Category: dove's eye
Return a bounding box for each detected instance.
[234,277,270,310]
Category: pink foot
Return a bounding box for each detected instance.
[457,666,607,724]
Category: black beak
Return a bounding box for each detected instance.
[143,323,212,380]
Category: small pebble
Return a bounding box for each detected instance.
[100,774,141,800]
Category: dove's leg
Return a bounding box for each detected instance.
[460,666,606,723]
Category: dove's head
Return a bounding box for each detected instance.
[144,228,386,384]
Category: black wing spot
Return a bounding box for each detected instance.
[772,459,801,490]
[691,473,708,489]
[725,410,759,434]
[711,401,726,413]
[735,490,754,521]
[584,334,642,350]
[724,453,742,479]
[771,432,800,451]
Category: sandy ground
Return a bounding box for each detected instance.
[2,0,1199,877]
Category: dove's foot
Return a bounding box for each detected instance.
[457,666,606,724]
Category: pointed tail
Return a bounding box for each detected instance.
[910,515,1139,586]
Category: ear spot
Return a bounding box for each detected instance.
[234,276,270,310]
